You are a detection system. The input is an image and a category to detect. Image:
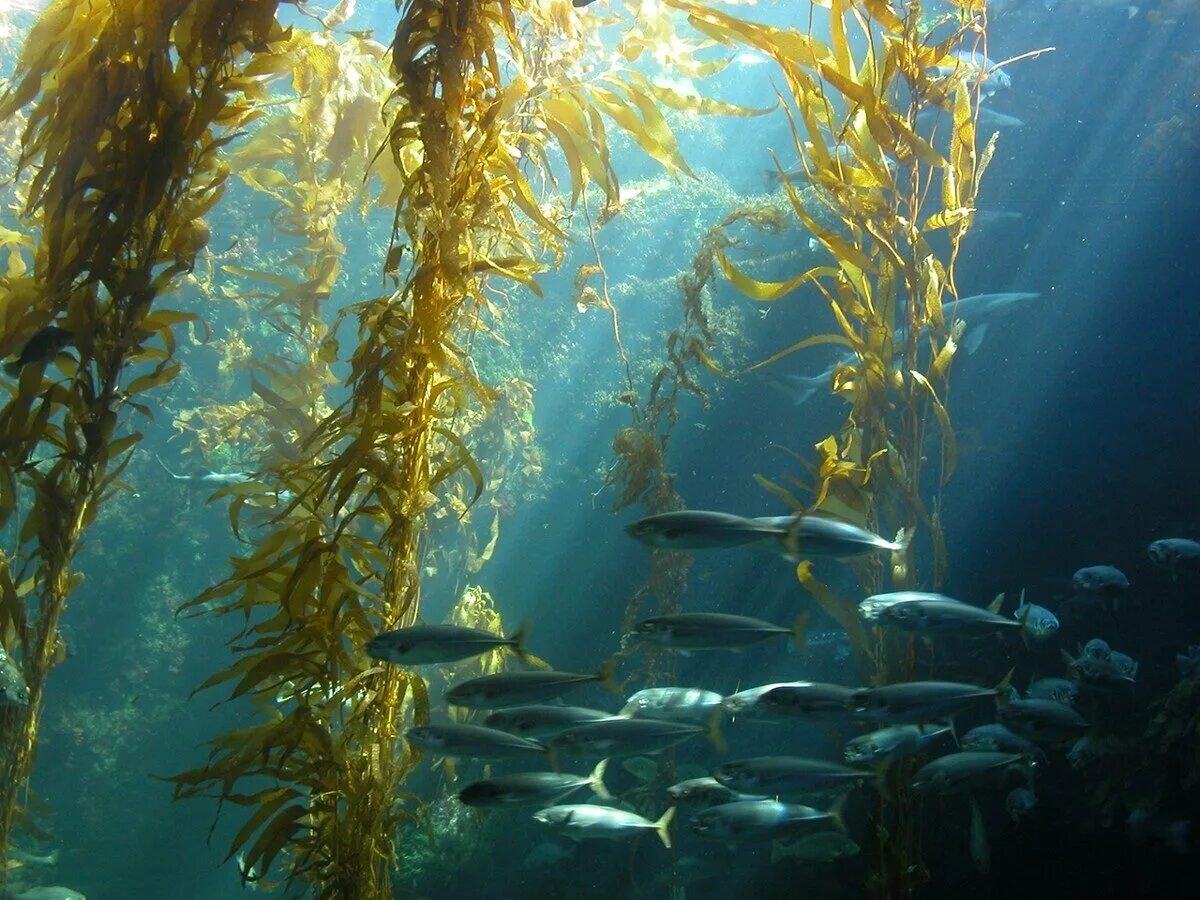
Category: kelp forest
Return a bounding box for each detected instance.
[5,0,1192,899]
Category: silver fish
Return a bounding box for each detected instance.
[864,594,1021,635]
[484,705,613,739]
[750,682,858,719]
[913,751,1029,795]
[551,715,722,758]
[1072,565,1129,593]
[843,724,953,766]
[1027,677,1077,706]
[961,724,1037,756]
[690,799,843,842]
[713,756,872,796]
[458,761,610,807]
[632,612,807,651]
[999,699,1088,745]
[405,723,548,761]
[621,687,724,722]
[666,776,763,808]
[366,622,529,666]
[446,661,618,709]
[850,677,1008,723]
[1148,538,1200,572]
[534,804,675,848]
[1013,599,1059,641]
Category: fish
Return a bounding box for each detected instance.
[745,682,858,719]
[1006,787,1038,822]
[998,698,1088,745]
[155,454,256,489]
[722,681,849,722]
[458,761,610,807]
[631,612,808,652]
[533,804,675,848]
[3,325,72,377]
[666,777,763,808]
[366,622,530,666]
[759,368,838,407]
[445,660,619,709]
[961,724,1038,756]
[551,713,724,758]
[1072,565,1130,594]
[1148,538,1200,574]
[1127,809,1191,853]
[771,829,861,863]
[621,756,660,783]
[912,751,1030,795]
[404,722,549,761]
[860,592,1022,635]
[974,209,1026,228]
[977,106,1025,128]
[942,292,1042,354]
[0,647,30,707]
[620,687,724,722]
[626,510,903,559]
[843,724,953,767]
[712,756,873,796]
[690,799,844,842]
[1064,639,1137,687]
[932,49,1011,96]
[571,0,600,7]
[1013,594,1059,641]
[849,674,1011,723]
[1026,677,1078,706]
[483,705,613,739]
[9,889,87,900]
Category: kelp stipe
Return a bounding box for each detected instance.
[0,0,286,870]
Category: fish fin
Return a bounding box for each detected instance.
[994,667,1015,703]
[616,701,637,718]
[965,322,988,355]
[791,610,811,653]
[987,592,1005,615]
[704,706,728,754]
[827,790,850,833]
[654,807,676,849]
[589,758,612,800]
[595,658,622,696]
[508,620,532,665]
[948,717,961,748]
[155,453,182,480]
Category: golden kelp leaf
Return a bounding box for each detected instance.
[795,560,870,656]
[753,474,804,511]
[243,802,308,879]
[861,0,904,32]
[930,319,964,381]
[924,207,973,231]
[588,85,693,178]
[742,333,854,374]
[909,370,957,481]
[125,363,181,396]
[717,251,835,302]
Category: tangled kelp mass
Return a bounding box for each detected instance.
[1,0,1199,898]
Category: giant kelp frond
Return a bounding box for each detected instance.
[0,0,288,865]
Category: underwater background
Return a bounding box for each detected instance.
[1,0,1199,898]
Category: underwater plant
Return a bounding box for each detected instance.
[0,0,288,869]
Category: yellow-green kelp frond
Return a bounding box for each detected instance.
[0,0,288,866]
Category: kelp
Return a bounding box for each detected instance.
[168,1,750,897]
[0,0,287,868]
[666,1,1007,896]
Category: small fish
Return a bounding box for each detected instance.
[978,106,1025,128]
[533,804,675,848]
[446,660,619,709]
[366,622,530,666]
[712,756,872,796]
[941,292,1042,355]
[458,761,610,807]
[772,829,861,863]
[850,675,1010,723]
[551,714,723,759]
[405,722,548,761]
[690,799,843,842]
[932,49,1011,96]
[0,647,30,708]
[3,325,73,377]
[621,687,724,722]
[1006,787,1038,822]
[1127,809,1191,854]
[861,592,1021,635]
[1013,596,1059,641]
[843,724,953,767]
[666,776,762,808]
[155,454,256,489]
[1064,639,1137,687]
[484,705,612,739]
[1148,538,1200,574]
[912,751,1030,795]
[1027,677,1077,706]
[1072,565,1130,594]
[632,611,808,652]
[748,682,858,719]
[998,698,1088,745]
[961,724,1037,756]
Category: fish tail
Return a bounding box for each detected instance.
[994,667,1015,705]
[987,591,1005,615]
[827,790,850,833]
[704,706,728,754]
[653,807,676,849]
[790,610,811,654]
[595,657,622,697]
[589,758,612,800]
[507,620,533,665]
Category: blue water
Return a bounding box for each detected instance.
[3,1,1200,898]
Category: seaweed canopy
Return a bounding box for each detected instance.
[0,0,287,866]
